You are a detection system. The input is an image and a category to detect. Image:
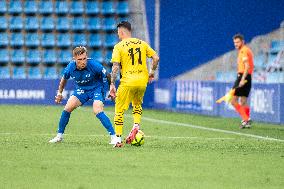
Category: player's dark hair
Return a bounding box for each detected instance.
[73,46,88,57]
[117,21,131,31]
[233,33,244,41]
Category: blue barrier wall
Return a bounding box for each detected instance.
[144,0,284,78]
[1,79,283,124]
[0,79,154,108]
[154,80,284,124]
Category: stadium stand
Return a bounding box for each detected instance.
[10,16,24,31]
[0,49,9,64]
[0,16,8,30]
[86,1,100,15]
[26,49,41,65]
[56,17,70,31]
[25,33,40,47]
[9,0,22,15]
[0,33,9,47]
[0,1,7,15]
[41,33,56,48]
[0,66,10,79]
[28,66,42,79]
[10,32,24,47]
[42,50,57,65]
[12,66,26,79]
[24,0,38,15]
[0,0,130,79]
[25,16,39,31]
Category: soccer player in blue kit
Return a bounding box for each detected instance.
[49,46,118,144]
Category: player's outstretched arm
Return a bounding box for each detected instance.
[148,54,160,83]
[55,77,67,104]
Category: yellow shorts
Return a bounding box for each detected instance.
[115,86,146,112]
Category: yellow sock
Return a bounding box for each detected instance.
[114,111,124,136]
[132,105,142,125]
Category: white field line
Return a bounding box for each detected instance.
[100,110,284,142]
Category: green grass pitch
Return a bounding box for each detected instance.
[0,105,284,189]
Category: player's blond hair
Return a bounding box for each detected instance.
[73,46,88,57]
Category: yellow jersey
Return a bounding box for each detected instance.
[111,38,156,87]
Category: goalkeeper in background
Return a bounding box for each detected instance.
[49,46,117,144]
[231,34,254,128]
[109,21,159,147]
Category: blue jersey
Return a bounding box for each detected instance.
[63,58,108,91]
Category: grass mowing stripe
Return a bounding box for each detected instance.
[0,132,234,140]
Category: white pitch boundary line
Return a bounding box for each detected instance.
[75,108,284,142]
[141,116,284,142]
[98,110,284,142]
[0,132,234,140]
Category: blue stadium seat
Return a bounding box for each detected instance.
[215,71,235,82]
[118,15,129,23]
[56,17,70,31]
[41,33,56,47]
[10,32,24,47]
[57,33,71,48]
[267,54,277,65]
[86,1,100,15]
[0,1,7,15]
[88,33,103,47]
[0,16,8,31]
[103,17,116,31]
[254,54,266,70]
[104,33,118,48]
[26,50,41,65]
[25,33,40,47]
[266,72,284,83]
[12,66,26,79]
[9,0,22,14]
[70,1,84,15]
[101,1,115,15]
[10,16,24,31]
[0,49,9,64]
[40,16,55,31]
[55,1,69,15]
[73,33,87,47]
[117,1,129,15]
[105,49,113,62]
[0,66,10,79]
[89,50,103,63]
[11,49,25,65]
[58,50,72,65]
[87,17,101,31]
[43,67,58,79]
[71,17,86,31]
[270,40,284,53]
[58,67,65,77]
[0,33,9,47]
[39,1,53,15]
[42,50,57,65]
[24,0,38,15]
[28,66,42,79]
[25,16,39,31]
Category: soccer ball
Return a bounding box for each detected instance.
[131,130,145,146]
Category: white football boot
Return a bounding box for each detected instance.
[49,134,63,143]
[109,135,119,145]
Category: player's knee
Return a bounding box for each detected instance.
[93,100,103,115]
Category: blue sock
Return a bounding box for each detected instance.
[58,110,71,134]
[96,112,115,135]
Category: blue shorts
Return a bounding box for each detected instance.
[72,87,105,105]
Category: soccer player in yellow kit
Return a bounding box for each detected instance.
[109,21,159,147]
